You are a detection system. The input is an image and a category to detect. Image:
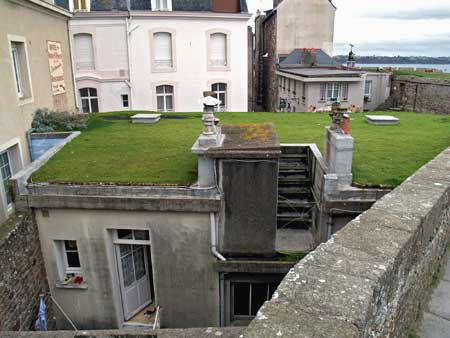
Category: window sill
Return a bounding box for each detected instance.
[208,65,231,72]
[18,96,34,106]
[56,281,88,290]
[152,66,177,73]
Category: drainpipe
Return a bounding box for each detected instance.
[210,212,226,261]
[67,21,79,111]
[125,12,139,110]
[327,214,333,240]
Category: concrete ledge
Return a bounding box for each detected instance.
[215,260,296,274]
[243,146,450,337]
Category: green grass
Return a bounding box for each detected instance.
[394,70,450,80]
[31,111,450,186]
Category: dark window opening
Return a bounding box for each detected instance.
[122,94,129,108]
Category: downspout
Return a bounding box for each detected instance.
[210,212,226,261]
[67,19,79,111]
[125,12,133,110]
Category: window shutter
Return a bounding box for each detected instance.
[342,83,349,100]
[210,33,227,66]
[74,34,94,70]
[154,32,172,67]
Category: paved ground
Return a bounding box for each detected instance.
[418,252,450,338]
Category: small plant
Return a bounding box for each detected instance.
[31,108,88,133]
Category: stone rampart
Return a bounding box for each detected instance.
[243,146,450,337]
[0,213,55,331]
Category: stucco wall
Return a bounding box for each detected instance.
[243,146,450,337]
[0,0,76,223]
[69,13,249,112]
[364,72,391,111]
[35,209,219,329]
[276,0,335,56]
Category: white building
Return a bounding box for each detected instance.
[68,0,250,113]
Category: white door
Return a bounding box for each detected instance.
[117,244,152,320]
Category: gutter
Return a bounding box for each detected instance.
[210,212,226,261]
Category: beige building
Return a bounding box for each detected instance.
[0,0,76,223]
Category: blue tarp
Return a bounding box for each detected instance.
[35,295,47,331]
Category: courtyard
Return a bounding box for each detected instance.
[31,111,450,187]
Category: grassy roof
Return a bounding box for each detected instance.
[393,70,450,80]
[31,111,450,187]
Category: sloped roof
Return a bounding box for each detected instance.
[280,49,339,67]
[87,0,248,12]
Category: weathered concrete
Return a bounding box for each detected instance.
[323,127,354,187]
[243,146,450,337]
[215,260,296,274]
[0,212,55,331]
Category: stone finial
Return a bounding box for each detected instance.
[196,95,222,147]
[329,101,344,133]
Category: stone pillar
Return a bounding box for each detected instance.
[191,96,223,188]
[324,127,354,187]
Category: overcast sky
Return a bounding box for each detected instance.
[246,0,450,57]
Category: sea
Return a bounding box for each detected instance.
[355,64,450,73]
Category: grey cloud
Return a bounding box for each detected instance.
[333,38,450,57]
[368,8,450,20]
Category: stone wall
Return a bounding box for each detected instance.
[243,146,450,337]
[390,75,450,114]
[0,213,55,331]
[262,13,278,112]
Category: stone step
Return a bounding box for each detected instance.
[277,212,311,220]
[278,168,308,175]
[280,154,308,159]
[277,199,316,209]
[278,176,311,184]
[278,187,311,196]
[279,162,308,170]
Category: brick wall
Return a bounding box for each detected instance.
[390,75,450,114]
[0,213,55,331]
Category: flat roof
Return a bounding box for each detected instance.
[279,68,364,78]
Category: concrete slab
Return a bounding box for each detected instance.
[366,115,400,125]
[418,312,450,338]
[276,229,314,252]
[427,280,450,320]
[131,114,161,124]
[443,255,450,282]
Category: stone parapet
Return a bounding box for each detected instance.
[243,146,450,337]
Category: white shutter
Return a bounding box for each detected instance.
[210,33,226,67]
[74,34,94,70]
[154,32,172,68]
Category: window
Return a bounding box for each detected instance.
[122,94,129,108]
[156,85,174,112]
[74,34,94,70]
[116,229,150,241]
[326,82,341,102]
[64,240,81,273]
[11,45,23,98]
[342,83,349,101]
[0,152,13,207]
[152,0,172,10]
[232,281,278,321]
[73,0,87,11]
[80,88,99,113]
[365,80,373,98]
[210,33,227,67]
[153,32,173,69]
[9,39,32,101]
[303,83,308,103]
[211,83,227,112]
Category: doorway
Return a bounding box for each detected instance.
[114,229,154,322]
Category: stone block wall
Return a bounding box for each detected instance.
[243,146,450,337]
[0,213,55,331]
[390,75,450,114]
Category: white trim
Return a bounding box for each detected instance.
[276,71,364,83]
[151,0,172,11]
[73,11,251,20]
[8,0,72,17]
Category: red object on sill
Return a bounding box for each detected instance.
[74,276,84,284]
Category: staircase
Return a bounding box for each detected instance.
[277,147,315,230]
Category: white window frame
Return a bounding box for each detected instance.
[365,80,373,99]
[63,240,82,275]
[72,0,89,11]
[150,29,176,73]
[0,151,13,208]
[151,0,172,11]
[112,229,152,246]
[80,87,99,113]
[11,46,24,98]
[207,29,231,72]
[211,82,227,112]
[156,85,174,112]
[326,82,342,102]
[8,35,33,105]
[73,33,95,70]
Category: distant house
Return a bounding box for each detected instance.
[0,0,76,223]
[65,0,250,113]
[253,0,336,111]
[276,49,391,112]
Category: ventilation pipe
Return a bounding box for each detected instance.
[210,212,226,261]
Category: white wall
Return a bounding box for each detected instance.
[364,73,391,111]
[276,0,336,56]
[70,14,249,112]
